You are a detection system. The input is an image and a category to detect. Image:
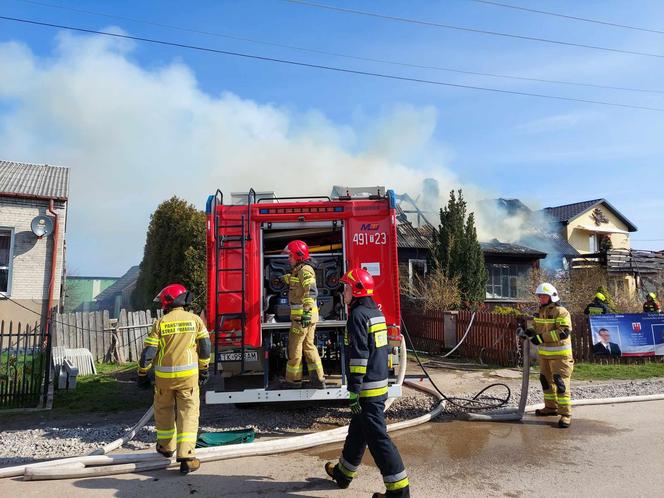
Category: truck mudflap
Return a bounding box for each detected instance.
[205,385,402,404]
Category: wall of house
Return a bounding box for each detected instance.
[565,203,631,253]
[0,197,67,324]
[64,277,117,312]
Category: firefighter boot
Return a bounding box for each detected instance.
[178,457,201,474]
[558,416,571,429]
[309,372,327,389]
[156,443,174,458]
[535,408,558,416]
[325,462,351,489]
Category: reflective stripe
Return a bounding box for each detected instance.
[302,297,315,305]
[290,309,304,316]
[155,368,198,378]
[301,278,315,286]
[198,358,210,367]
[538,344,572,356]
[543,394,557,400]
[532,335,543,345]
[361,379,388,390]
[289,277,300,283]
[144,337,159,346]
[556,317,571,325]
[385,477,409,491]
[338,462,357,478]
[534,318,556,324]
[349,358,368,366]
[369,323,388,333]
[369,316,386,325]
[384,470,408,483]
[196,331,209,339]
[557,395,571,405]
[157,428,175,439]
[360,386,388,398]
[155,363,198,373]
[290,304,303,309]
[340,456,359,472]
[349,365,367,374]
[176,432,197,442]
[286,363,303,373]
[550,330,559,342]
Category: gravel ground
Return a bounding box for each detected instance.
[1,379,662,467]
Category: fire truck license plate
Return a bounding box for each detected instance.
[218,351,259,362]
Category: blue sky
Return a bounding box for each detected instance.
[1,0,663,275]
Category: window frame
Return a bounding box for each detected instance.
[485,262,530,300]
[408,258,428,290]
[0,227,15,297]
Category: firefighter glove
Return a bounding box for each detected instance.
[199,368,209,386]
[349,391,362,415]
[137,372,151,389]
[301,309,312,327]
[525,327,537,337]
[557,330,570,340]
[530,334,544,345]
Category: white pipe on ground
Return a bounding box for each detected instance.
[10,338,413,481]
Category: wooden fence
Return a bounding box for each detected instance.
[53,309,161,363]
[402,307,663,366]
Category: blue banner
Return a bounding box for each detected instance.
[589,313,664,357]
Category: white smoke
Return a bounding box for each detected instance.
[0,30,461,275]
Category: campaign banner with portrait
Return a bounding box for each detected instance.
[589,313,664,357]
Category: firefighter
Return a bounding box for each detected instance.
[643,292,661,313]
[281,240,326,388]
[524,283,574,429]
[137,284,211,474]
[325,268,409,498]
[584,292,610,315]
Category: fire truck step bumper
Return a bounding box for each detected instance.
[205,385,402,404]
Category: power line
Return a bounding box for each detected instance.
[11,0,664,96]
[467,0,664,35]
[287,0,664,59]
[2,15,663,113]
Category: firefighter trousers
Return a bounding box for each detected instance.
[154,374,200,460]
[539,356,574,418]
[285,323,325,383]
[333,398,410,497]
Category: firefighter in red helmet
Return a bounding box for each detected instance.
[280,240,326,388]
[325,268,409,498]
[137,283,211,474]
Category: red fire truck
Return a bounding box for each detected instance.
[204,186,404,404]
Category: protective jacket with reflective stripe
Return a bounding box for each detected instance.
[139,307,211,379]
[344,297,389,400]
[286,262,319,323]
[533,303,573,358]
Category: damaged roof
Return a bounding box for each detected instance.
[0,160,70,200]
[480,239,546,259]
[396,206,433,249]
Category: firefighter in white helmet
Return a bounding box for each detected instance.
[524,283,574,428]
[137,284,211,473]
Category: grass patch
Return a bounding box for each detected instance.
[54,362,152,413]
[572,362,664,381]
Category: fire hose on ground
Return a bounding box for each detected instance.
[3,318,664,481]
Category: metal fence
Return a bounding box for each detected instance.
[0,320,48,409]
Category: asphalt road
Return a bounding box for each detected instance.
[1,400,663,497]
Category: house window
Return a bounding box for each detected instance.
[485,263,530,300]
[408,259,428,290]
[0,229,14,295]
[588,234,598,253]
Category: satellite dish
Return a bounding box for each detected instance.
[31,215,54,238]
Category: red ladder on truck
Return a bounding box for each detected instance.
[212,189,256,375]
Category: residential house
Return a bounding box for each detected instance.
[94,265,140,318]
[64,275,118,312]
[481,239,546,303]
[0,160,69,324]
[543,199,641,295]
